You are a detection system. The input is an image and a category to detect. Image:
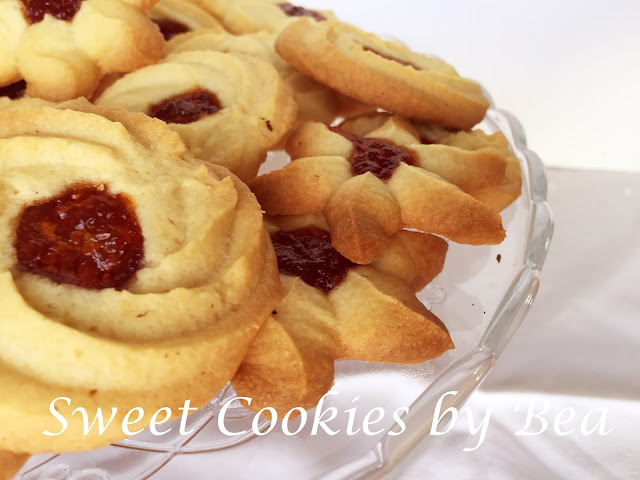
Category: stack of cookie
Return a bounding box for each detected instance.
[0,0,521,475]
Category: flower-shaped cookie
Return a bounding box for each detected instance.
[251,115,509,264]
[0,0,164,101]
[0,101,279,453]
[166,29,343,126]
[149,0,226,42]
[338,112,523,212]
[232,215,452,415]
[194,0,335,34]
[276,18,490,129]
[410,118,523,213]
[95,50,297,182]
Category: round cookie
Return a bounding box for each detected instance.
[194,0,335,34]
[232,215,451,417]
[95,50,297,182]
[0,0,164,101]
[166,30,342,126]
[149,0,226,42]
[276,18,490,129]
[0,101,280,453]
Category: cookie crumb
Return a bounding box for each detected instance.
[496,254,502,263]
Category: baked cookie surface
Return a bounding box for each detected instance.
[252,116,509,263]
[0,101,279,453]
[149,0,226,42]
[0,0,164,101]
[232,215,452,416]
[166,30,342,126]
[0,450,29,480]
[95,50,297,182]
[194,0,334,34]
[276,18,490,129]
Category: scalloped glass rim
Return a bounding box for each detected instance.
[17,98,553,480]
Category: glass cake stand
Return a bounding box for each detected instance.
[16,94,553,480]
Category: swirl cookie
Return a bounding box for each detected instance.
[95,50,297,182]
[232,215,451,416]
[0,0,164,101]
[252,116,507,263]
[149,0,226,41]
[166,30,342,126]
[194,0,335,34]
[0,101,279,453]
[276,18,490,130]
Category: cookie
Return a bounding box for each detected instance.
[95,50,297,182]
[0,0,164,101]
[337,112,522,212]
[276,18,490,129]
[149,0,226,42]
[251,117,507,263]
[166,30,342,126]
[0,451,28,480]
[412,119,523,212]
[232,215,451,416]
[0,101,279,453]
[194,0,335,34]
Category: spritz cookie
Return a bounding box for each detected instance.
[0,101,279,453]
[95,50,297,182]
[232,215,451,416]
[276,18,490,129]
[0,0,164,101]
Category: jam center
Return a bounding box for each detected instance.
[362,46,420,70]
[152,18,190,41]
[331,128,415,181]
[0,80,27,100]
[149,88,222,124]
[278,2,326,21]
[15,184,144,290]
[21,0,84,24]
[271,227,355,293]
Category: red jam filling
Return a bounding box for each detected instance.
[149,89,222,124]
[0,80,27,99]
[21,0,84,24]
[362,46,420,70]
[153,18,190,41]
[278,3,326,21]
[271,227,355,293]
[419,135,435,145]
[331,128,416,181]
[15,184,144,290]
